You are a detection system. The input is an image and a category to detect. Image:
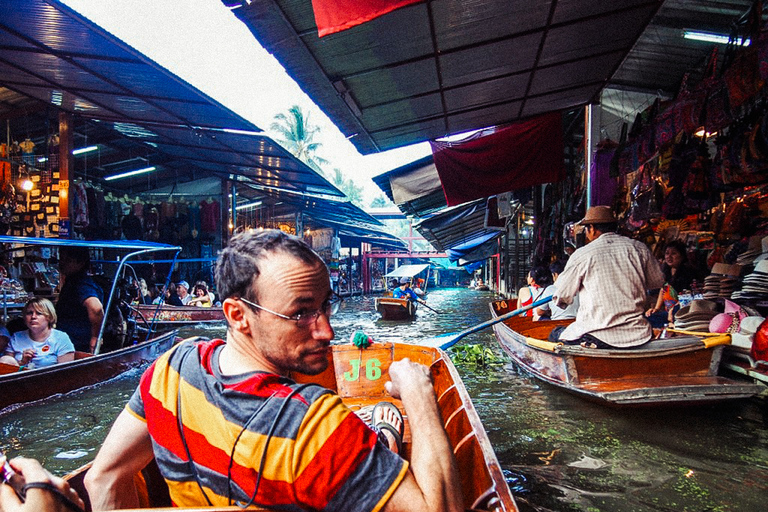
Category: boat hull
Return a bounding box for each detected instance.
[65,342,518,512]
[721,345,768,386]
[133,304,224,328]
[375,297,417,320]
[0,331,177,412]
[490,301,759,406]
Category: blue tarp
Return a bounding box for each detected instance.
[445,231,501,262]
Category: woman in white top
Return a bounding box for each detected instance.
[3,298,75,368]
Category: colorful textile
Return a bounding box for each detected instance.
[7,329,74,367]
[553,233,664,347]
[519,285,545,317]
[128,340,407,511]
[430,112,565,206]
[311,0,421,37]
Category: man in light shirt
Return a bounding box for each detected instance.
[176,280,191,305]
[550,206,664,349]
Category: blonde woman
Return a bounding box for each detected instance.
[3,298,75,368]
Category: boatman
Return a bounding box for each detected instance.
[549,206,664,349]
[85,229,463,512]
[393,277,428,305]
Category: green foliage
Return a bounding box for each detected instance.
[328,168,364,206]
[271,105,328,173]
[449,343,501,367]
[370,194,392,208]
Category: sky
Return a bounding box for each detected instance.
[61,0,432,203]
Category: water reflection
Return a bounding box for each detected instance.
[1,287,767,512]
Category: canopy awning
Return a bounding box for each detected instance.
[384,264,431,278]
[227,0,662,154]
[415,199,503,253]
[0,235,177,250]
[0,0,344,197]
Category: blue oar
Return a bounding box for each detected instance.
[420,295,554,350]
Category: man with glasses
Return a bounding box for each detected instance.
[85,229,462,512]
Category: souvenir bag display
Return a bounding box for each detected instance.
[662,136,698,219]
[686,48,733,134]
[628,160,664,227]
[723,1,764,111]
[654,99,679,150]
[681,140,714,213]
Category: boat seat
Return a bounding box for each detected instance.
[558,336,707,355]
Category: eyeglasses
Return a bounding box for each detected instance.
[238,293,342,328]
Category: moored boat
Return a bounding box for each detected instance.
[0,331,177,412]
[490,300,760,406]
[375,296,417,320]
[0,236,183,413]
[720,344,768,387]
[65,342,518,512]
[132,304,224,330]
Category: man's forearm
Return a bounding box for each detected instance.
[400,385,463,512]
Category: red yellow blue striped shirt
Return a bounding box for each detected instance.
[127,339,407,511]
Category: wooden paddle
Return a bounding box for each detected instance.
[419,295,554,350]
[418,300,442,314]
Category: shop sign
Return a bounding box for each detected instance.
[59,219,69,238]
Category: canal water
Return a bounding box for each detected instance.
[2,287,767,511]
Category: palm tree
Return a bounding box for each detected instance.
[270,105,328,173]
[329,168,364,206]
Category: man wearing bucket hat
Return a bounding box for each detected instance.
[549,206,665,348]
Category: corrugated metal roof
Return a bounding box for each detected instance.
[414,199,501,251]
[227,0,663,154]
[227,0,757,154]
[0,0,344,198]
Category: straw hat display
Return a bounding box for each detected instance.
[673,300,719,332]
[731,259,768,301]
[731,316,766,349]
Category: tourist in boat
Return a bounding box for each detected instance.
[186,283,212,307]
[55,246,104,354]
[85,229,463,512]
[645,239,698,328]
[393,277,428,305]
[175,280,191,305]
[535,260,579,321]
[0,455,85,512]
[549,206,664,348]
[0,321,12,366]
[516,265,552,317]
[137,278,153,305]
[195,280,217,304]
[3,298,75,368]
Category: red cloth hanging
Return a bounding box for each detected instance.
[430,112,565,207]
[311,0,422,37]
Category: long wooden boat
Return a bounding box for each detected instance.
[132,304,224,329]
[375,296,417,320]
[65,342,518,512]
[0,235,184,413]
[490,300,760,406]
[0,331,177,412]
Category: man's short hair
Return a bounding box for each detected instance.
[59,246,90,265]
[215,229,325,302]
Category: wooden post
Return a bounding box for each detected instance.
[58,111,72,237]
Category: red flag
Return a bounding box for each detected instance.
[311,0,422,37]
[430,112,565,206]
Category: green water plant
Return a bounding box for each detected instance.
[448,343,502,367]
